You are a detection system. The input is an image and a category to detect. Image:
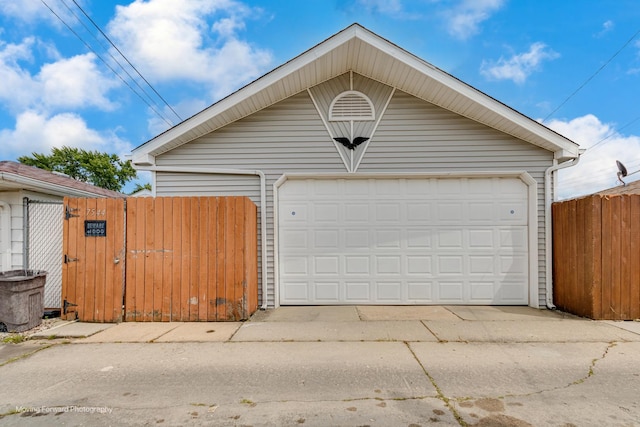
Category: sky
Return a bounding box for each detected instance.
[1,0,640,197]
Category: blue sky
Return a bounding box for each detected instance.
[1,0,640,197]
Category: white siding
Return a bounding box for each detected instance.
[155,73,553,307]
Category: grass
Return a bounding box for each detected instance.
[2,334,25,344]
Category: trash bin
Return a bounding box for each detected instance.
[0,270,47,333]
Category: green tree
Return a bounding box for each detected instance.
[129,182,152,195]
[18,146,138,192]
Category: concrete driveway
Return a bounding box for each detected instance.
[1,306,639,426]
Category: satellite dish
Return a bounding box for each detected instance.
[616,160,628,185]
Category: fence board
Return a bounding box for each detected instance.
[620,196,631,319]
[161,197,173,322]
[216,198,227,321]
[207,198,218,321]
[171,197,182,321]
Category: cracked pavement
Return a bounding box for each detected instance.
[1,306,639,426]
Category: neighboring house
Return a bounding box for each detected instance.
[0,160,123,309]
[131,24,581,309]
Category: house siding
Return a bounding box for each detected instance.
[155,74,553,307]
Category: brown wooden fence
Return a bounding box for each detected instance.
[125,196,257,321]
[552,194,640,320]
[62,196,257,322]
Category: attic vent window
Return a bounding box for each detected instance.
[329,91,375,121]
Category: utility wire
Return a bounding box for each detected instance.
[39,0,174,127]
[542,28,640,123]
[70,0,183,122]
[57,0,172,123]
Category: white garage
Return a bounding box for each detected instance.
[132,24,581,309]
[277,175,534,305]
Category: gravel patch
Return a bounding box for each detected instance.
[0,318,66,342]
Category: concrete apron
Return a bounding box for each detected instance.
[24,305,640,344]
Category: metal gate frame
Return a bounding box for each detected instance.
[23,198,64,310]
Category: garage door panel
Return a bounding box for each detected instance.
[375,230,402,248]
[314,256,339,275]
[345,230,369,248]
[470,282,496,301]
[346,282,370,301]
[376,282,402,300]
[314,203,339,221]
[283,282,309,301]
[315,282,339,301]
[376,256,402,274]
[279,177,529,305]
[437,203,464,222]
[282,256,308,275]
[438,281,464,302]
[281,229,308,248]
[408,282,433,301]
[469,256,495,274]
[469,229,494,248]
[407,256,432,274]
[407,229,432,248]
[346,204,369,221]
[499,228,527,249]
[345,256,370,274]
[437,230,464,249]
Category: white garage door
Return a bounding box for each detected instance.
[278,177,529,305]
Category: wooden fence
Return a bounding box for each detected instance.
[62,197,126,322]
[62,196,258,322]
[552,194,640,320]
[125,196,257,321]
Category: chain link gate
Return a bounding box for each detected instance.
[24,198,64,311]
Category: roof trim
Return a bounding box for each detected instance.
[0,161,124,198]
[132,23,580,164]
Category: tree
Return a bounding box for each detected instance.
[18,146,138,192]
[129,182,152,195]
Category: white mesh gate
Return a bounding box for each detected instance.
[25,199,64,310]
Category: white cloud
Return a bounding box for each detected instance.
[0,0,51,22]
[445,0,505,40]
[0,39,119,113]
[480,42,560,83]
[39,53,119,110]
[0,110,133,160]
[0,38,39,111]
[108,0,272,100]
[546,114,640,199]
[0,0,88,28]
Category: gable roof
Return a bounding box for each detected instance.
[0,161,124,198]
[131,23,580,165]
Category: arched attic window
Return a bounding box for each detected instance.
[328,91,375,121]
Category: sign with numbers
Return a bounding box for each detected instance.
[84,220,107,237]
